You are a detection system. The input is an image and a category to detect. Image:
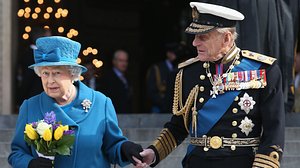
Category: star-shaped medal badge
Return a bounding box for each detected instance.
[238,116,255,136]
[81,99,92,112]
[238,93,256,114]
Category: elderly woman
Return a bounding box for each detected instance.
[8,36,144,168]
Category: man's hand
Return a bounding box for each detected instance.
[140,149,155,165]
[121,141,144,165]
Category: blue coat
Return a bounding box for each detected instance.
[8,82,129,168]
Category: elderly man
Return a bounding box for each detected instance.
[136,2,285,168]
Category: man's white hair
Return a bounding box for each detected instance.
[216,27,238,40]
[34,65,82,81]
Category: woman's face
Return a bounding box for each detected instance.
[39,66,74,103]
[192,30,226,62]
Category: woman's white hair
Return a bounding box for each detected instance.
[34,65,82,81]
[216,27,238,41]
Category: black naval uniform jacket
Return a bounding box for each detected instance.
[149,50,285,168]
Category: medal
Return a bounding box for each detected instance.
[239,116,255,136]
[206,59,239,98]
[238,92,256,114]
[204,46,241,98]
[209,74,223,98]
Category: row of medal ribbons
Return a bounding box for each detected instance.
[217,69,267,91]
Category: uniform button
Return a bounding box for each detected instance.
[270,151,279,160]
[231,145,236,151]
[199,98,204,103]
[232,108,238,113]
[203,147,209,151]
[235,60,241,65]
[203,62,209,68]
[207,73,212,77]
[232,133,237,138]
[200,86,205,92]
[200,75,206,80]
[234,96,239,101]
[232,121,237,126]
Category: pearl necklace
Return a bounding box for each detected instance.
[204,46,240,98]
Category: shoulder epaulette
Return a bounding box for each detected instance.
[241,50,276,65]
[178,57,200,69]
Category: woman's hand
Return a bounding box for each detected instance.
[28,157,53,168]
[121,141,144,165]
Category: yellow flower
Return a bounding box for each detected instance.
[24,124,38,140]
[60,125,69,131]
[54,126,64,140]
[42,129,52,141]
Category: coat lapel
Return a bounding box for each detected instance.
[72,81,94,123]
[38,81,94,126]
[39,92,77,126]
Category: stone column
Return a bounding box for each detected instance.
[0,0,12,115]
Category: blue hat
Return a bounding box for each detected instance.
[185,2,244,34]
[28,36,87,72]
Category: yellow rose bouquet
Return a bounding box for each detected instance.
[24,111,75,161]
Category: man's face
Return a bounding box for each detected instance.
[192,30,226,62]
[113,51,128,73]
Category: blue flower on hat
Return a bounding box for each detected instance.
[28,36,87,72]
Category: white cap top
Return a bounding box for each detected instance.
[190,2,244,21]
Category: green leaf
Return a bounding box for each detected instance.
[57,135,75,147]
[49,140,57,149]
[55,145,71,155]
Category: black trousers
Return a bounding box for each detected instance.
[183,154,254,168]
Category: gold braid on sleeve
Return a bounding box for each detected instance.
[172,69,199,133]
[252,153,280,168]
[151,128,177,162]
[252,145,283,168]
